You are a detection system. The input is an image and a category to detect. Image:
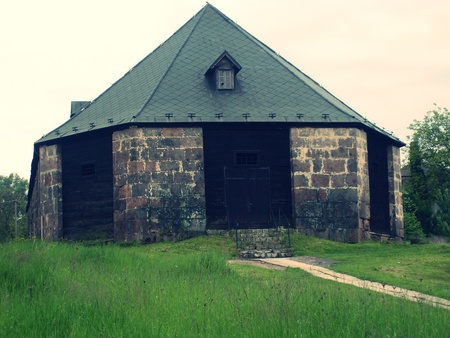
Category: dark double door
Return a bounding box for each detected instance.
[225,167,271,229]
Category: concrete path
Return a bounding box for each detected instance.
[259,258,450,310]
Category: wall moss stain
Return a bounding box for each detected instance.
[112,127,206,242]
[290,127,370,242]
[27,144,63,240]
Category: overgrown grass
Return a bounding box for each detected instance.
[0,238,449,337]
[289,233,450,300]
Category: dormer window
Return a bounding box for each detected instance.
[206,51,241,91]
[217,69,234,90]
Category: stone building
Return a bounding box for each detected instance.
[27,4,404,243]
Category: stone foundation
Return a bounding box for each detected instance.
[290,128,370,242]
[387,145,404,239]
[207,228,294,258]
[27,144,63,240]
[113,127,206,242]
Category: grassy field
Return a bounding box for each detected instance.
[0,236,449,337]
[289,233,450,300]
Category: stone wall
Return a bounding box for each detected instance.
[206,229,294,258]
[27,144,63,240]
[290,128,370,242]
[387,145,404,239]
[113,127,206,242]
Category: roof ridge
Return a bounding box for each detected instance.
[132,5,207,122]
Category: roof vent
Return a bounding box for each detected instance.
[70,101,90,118]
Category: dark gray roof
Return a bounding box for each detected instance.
[37,4,403,145]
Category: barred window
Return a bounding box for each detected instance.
[235,152,258,166]
[81,162,96,177]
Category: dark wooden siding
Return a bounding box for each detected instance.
[203,126,292,229]
[367,132,390,233]
[62,132,113,240]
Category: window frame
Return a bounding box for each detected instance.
[81,161,96,178]
[216,68,235,90]
[234,151,259,167]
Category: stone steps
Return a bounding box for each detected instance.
[207,228,293,259]
[239,248,293,259]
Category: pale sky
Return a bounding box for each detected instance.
[1,0,449,179]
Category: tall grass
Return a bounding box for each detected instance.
[0,240,448,337]
[290,233,450,300]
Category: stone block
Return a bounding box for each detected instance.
[338,138,354,148]
[160,161,181,172]
[294,188,317,201]
[162,128,183,137]
[291,137,310,148]
[296,202,323,218]
[293,174,309,187]
[330,146,348,158]
[334,128,348,136]
[306,149,330,159]
[128,161,145,174]
[328,188,357,202]
[158,137,181,148]
[127,197,147,210]
[292,159,311,172]
[185,148,203,161]
[312,159,322,173]
[318,189,328,202]
[311,174,330,187]
[114,199,126,212]
[313,137,337,148]
[118,185,131,199]
[347,158,358,173]
[331,175,346,188]
[323,159,346,173]
[345,173,358,187]
[132,183,147,198]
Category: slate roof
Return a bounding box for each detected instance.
[37,4,403,145]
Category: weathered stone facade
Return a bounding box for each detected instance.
[112,127,206,242]
[387,145,404,239]
[290,127,370,242]
[27,145,63,240]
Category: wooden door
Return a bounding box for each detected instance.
[225,167,271,229]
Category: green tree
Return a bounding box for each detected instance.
[403,137,433,235]
[408,105,450,191]
[406,105,450,238]
[0,174,28,241]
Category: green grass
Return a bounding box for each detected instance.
[0,238,449,337]
[289,233,450,300]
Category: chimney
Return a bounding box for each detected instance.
[70,101,90,118]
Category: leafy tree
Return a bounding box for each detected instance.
[434,189,450,238]
[402,192,425,240]
[408,105,450,191]
[403,137,433,235]
[406,105,450,238]
[0,174,28,241]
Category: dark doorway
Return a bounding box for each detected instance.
[225,167,271,228]
[367,132,390,234]
[62,132,114,240]
[203,126,292,230]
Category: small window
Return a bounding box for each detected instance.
[81,162,96,177]
[217,69,234,90]
[235,152,258,166]
[206,51,241,92]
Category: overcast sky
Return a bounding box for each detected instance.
[1,0,449,179]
